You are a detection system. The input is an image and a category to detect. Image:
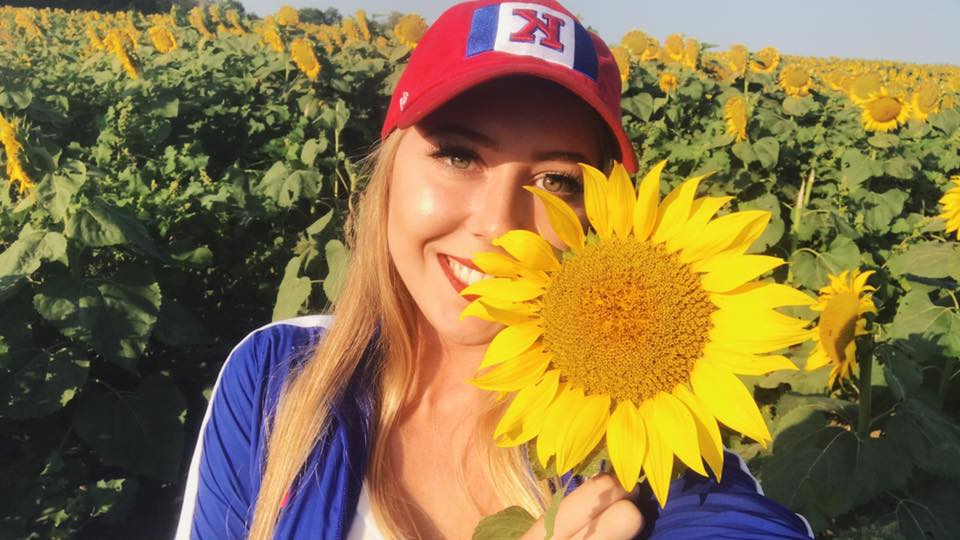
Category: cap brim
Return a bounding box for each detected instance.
[394,56,639,173]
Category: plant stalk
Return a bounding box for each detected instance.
[857,339,876,437]
[938,357,957,408]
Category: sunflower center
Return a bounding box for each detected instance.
[867,96,902,122]
[819,291,860,364]
[540,239,715,404]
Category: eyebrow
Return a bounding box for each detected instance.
[425,123,593,165]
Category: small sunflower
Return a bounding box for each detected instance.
[861,89,910,132]
[850,72,881,105]
[662,33,684,64]
[290,38,320,80]
[640,37,661,63]
[394,14,428,48]
[940,176,960,240]
[779,66,812,97]
[659,72,679,94]
[749,46,780,74]
[148,25,177,53]
[682,38,699,70]
[726,44,748,78]
[462,161,812,506]
[275,5,300,27]
[805,270,876,388]
[620,29,648,59]
[0,113,35,196]
[724,94,748,141]
[611,45,630,83]
[910,81,940,122]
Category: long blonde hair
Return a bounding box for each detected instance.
[249,128,550,539]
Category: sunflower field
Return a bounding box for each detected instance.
[0,4,958,539]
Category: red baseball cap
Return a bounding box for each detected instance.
[380,0,638,173]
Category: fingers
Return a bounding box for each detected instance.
[568,499,645,540]
[520,474,629,540]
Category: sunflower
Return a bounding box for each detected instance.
[148,25,177,53]
[461,161,812,506]
[0,113,35,195]
[850,72,881,105]
[659,72,679,94]
[805,270,876,388]
[640,37,661,63]
[275,5,300,27]
[394,14,428,48]
[263,24,284,53]
[910,81,940,122]
[779,66,812,97]
[290,38,320,80]
[749,46,779,74]
[940,176,960,240]
[610,45,630,84]
[726,44,748,78]
[682,38,699,70]
[620,29,648,59]
[724,94,748,141]
[861,89,910,132]
[662,33,684,64]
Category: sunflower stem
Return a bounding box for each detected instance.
[937,357,957,409]
[856,339,876,438]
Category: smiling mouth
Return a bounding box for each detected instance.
[438,254,494,294]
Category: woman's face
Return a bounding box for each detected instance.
[387,77,608,348]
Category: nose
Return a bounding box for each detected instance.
[465,166,532,242]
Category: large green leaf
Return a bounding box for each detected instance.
[64,199,161,258]
[790,235,861,291]
[886,290,953,340]
[859,189,908,233]
[72,374,185,482]
[886,242,960,281]
[886,399,960,479]
[472,506,536,540]
[0,346,88,419]
[323,239,349,304]
[0,226,67,277]
[272,256,311,321]
[33,160,87,223]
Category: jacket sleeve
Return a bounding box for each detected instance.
[641,450,814,540]
[174,332,264,540]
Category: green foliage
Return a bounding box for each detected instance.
[1,4,959,539]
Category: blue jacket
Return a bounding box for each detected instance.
[175,316,814,539]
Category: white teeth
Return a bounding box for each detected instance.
[447,257,493,285]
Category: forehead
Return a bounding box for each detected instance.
[418,77,607,154]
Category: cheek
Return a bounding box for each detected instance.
[387,171,467,261]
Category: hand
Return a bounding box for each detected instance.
[520,473,645,540]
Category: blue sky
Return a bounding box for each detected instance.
[241,0,960,66]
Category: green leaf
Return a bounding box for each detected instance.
[0,346,88,419]
[886,290,953,340]
[323,239,349,304]
[259,164,321,208]
[887,242,960,281]
[880,347,923,401]
[622,93,654,122]
[0,226,68,277]
[306,210,334,237]
[152,300,213,347]
[72,374,185,482]
[867,133,899,148]
[790,236,861,290]
[753,137,780,169]
[840,149,879,190]
[731,140,756,164]
[884,157,917,180]
[860,189,908,233]
[34,163,87,223]
[86,478,138,522]
[782,96,814,116]
[472,506,536,540]
[930,108,960,135]
[273,256,311,321]
[886,399,960,479]
[64,200,161,258]
[300,137,328,167]
[739,193,784,252]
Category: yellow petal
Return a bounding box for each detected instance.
[711,307,811,336]
[639,399,674,507]
[649,391,706,475]
[581,163,611,238]
[805,342,830,371]
[471,347,551,391]
[607,400,647,491]
[556,392,610,475]
[666,195,733,253]
[480,321,543,367]
[460,298,538,326]
[703,343,798,376]
[607,162,636,238]
[711,281,814,309]
[493,230,561,272]
[494,369,560,446]
[679,210,771,265]
[525,186,585,251]
[473,252,524,277]
[633,160,666,242]
[651,173,709,244]
[690,360,771,445]
[460,277,544,301]
[673,385,724,481]
[535,384,578,468]
[698,254,785,293]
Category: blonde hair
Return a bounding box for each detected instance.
[249,128,550,539]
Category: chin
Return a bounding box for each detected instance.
[428,303,503,347]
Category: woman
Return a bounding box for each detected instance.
[176,1,815,538]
